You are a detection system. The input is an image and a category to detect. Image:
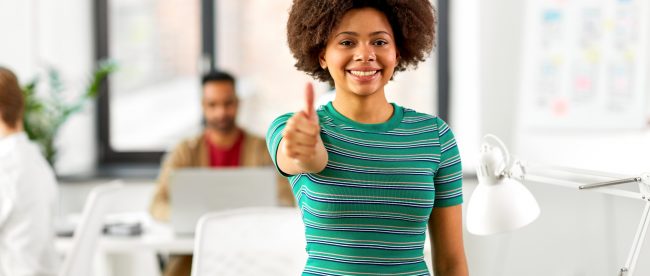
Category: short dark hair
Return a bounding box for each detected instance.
[0,67,24,128]
[201,70,236,86]
[286,0,436,85]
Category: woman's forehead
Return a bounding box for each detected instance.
[331,8,393,36]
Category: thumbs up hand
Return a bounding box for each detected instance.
[278,83,328,174]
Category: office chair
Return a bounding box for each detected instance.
[58,182,125,276]
[191,207,307,276]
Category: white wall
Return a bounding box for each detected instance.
[450,0,481,173]
[468,0,650,275]
[0,0,97,176]
[478,0,525,148]
[0,1,37,77]
[512,0,650,175]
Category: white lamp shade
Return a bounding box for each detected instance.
[467,177,541,235]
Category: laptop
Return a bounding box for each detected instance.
[169,167,278,235]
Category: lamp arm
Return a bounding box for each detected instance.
[619,200,650,276]
[579,177,644,190]
[522,169,650,275]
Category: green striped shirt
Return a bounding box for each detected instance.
[266,102,463,276]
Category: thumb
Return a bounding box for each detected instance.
[304,82,316,120]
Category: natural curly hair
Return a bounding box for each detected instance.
[286,0,436,85]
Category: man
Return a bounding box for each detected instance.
[0,67,59,276]
[149,71,294,276]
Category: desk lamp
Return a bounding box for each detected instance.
[466,134,650,276]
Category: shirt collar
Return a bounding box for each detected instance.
[0,132,28,157]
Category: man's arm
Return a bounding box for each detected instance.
[428,205,469,276]
[149,143,191,221]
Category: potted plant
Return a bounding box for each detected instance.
[21,60,117,165]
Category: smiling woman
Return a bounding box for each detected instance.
[267,1,468,276]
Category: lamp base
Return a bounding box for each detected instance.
[620,268,628,276]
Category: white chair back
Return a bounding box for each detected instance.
[191,207,307,276]
[58,182,125,276]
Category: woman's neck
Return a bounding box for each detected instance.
[332,90,394,124]
[0,123,22,138]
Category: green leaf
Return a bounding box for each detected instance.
[85,59,118,99]
[19,60,117,165]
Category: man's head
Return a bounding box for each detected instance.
[201,71,238,133]
[0,67,24,133]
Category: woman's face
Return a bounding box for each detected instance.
[320,7,399,98]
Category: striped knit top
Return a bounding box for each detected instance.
[266,102,463,276]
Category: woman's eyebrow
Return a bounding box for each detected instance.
[334,30,392,38]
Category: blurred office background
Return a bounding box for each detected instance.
[0,0,649,275]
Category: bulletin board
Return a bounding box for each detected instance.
[518,0,649,130]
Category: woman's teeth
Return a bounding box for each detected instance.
[349,70,377,76]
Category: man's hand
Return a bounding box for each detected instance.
[278,83,328,174]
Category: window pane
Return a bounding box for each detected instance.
[109,0,202,151]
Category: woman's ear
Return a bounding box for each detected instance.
[319,51,327,69]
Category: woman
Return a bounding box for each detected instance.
[0,67,58,276]
[266,1,468,275]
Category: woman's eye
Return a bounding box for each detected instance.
[374,40,388,46]
[340,40,353,46]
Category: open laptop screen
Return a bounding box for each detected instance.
[169,167,278,235]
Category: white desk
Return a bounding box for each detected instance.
[56,220,194,254]
[55,215,194,276]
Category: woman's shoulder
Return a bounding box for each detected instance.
[269,112,294,125]
[398,106,454,134]
[266,112,295,140]
[399,106,440,123]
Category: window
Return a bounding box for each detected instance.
[96,0,214,163]
[97,0,449,165]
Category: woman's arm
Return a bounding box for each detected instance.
[428,205,469,276]
[277,131,328,174]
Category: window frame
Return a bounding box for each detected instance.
[437,0,451,123]
[95,0,216,164]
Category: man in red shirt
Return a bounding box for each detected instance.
[149,71,293,276]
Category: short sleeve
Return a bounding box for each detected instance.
[433,117,463,207]
[265,113,294,177]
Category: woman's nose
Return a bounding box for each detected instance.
[354,44,376,62]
